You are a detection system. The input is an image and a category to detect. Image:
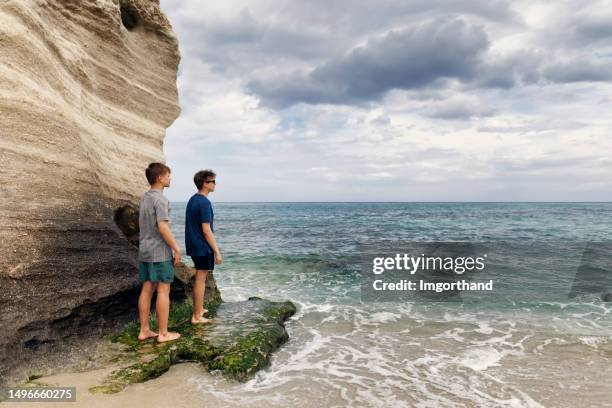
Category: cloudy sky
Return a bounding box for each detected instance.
[159,0,612,202]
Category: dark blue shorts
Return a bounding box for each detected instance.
[191,253,215,270]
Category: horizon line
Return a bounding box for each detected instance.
[168,200,612,204]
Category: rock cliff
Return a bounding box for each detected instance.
[0,0,182,382]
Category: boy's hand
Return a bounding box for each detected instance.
[173,249,182,266]
[215,251,223,265]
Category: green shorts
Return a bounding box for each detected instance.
[139,261,174,283]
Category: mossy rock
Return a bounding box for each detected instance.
[91,297,296,393]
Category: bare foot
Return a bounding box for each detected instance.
[157,332,181,343]
[198,308,209,317]
[137,330,158,341]
[191,316,213,325]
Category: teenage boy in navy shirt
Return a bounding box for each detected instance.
[185,169,222,324]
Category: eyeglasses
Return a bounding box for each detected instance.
[206,179,216,184]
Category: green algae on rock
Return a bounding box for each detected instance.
[91,297,296,393]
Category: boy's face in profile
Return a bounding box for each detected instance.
[206,178,216,192]
[158,171,171,188]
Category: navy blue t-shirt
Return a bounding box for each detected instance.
[185,193,214,256]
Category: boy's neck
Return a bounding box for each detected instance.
[197,188,210,197]
[150,183,165,192]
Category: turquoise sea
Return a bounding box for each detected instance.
[169,203,612,407]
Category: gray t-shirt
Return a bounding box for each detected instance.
[138,189,173,262]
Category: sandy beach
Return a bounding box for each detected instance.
[1,364,217,408]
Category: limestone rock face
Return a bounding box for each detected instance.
[0,0,181,379]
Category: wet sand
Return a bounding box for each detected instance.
[2,341,611,408]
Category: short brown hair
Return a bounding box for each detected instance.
[145,162,170,185]
[194,169,216,190]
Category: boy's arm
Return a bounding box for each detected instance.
[158,221,182,265]
[201,223,222,265]
[154,197,181,266]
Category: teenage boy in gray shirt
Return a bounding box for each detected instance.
[138,162,181,343]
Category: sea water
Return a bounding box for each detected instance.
[169,202,612,407]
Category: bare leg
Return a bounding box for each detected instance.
[192,270,213,324]
[156,282,181,342]
[138,281,158,340]
[193,269,208,318]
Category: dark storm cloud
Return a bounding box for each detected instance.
[248,18,490,108]
[165,0,612,112]
[244,32,611,109]
[169,0,518,78]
